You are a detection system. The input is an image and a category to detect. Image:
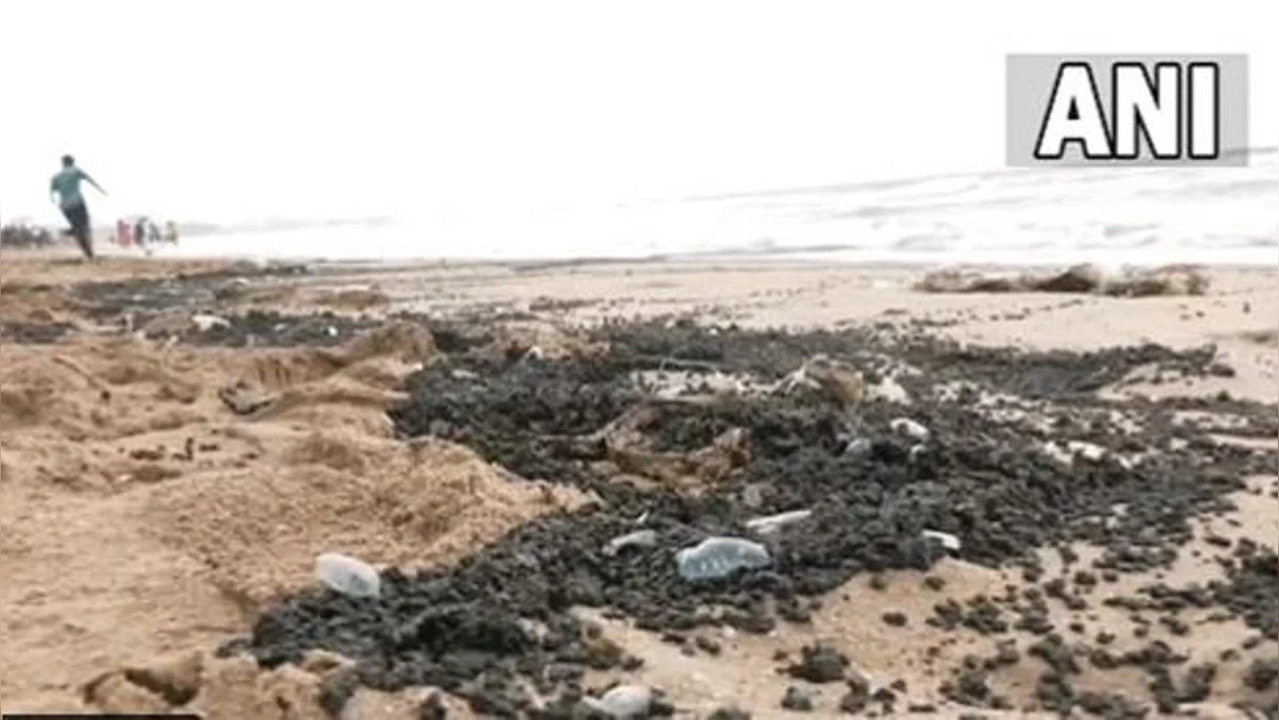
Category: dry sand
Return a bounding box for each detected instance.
[1,251,1275,718]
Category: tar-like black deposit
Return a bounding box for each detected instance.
[202,317,1279,718]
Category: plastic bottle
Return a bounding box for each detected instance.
[675,536,771,581]
[583,684,653,718]
[315,552,382,599]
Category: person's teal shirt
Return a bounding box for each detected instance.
[51,167,89,209]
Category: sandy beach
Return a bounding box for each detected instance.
[1,250,1275,719]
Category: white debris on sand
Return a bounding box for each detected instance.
[744,509,813,535]
[314,552,381,599]
[889,417,930,442]
[865,375,911,404]
[922,530,962,551]
[603,529,659,557]
[583,684,654,718]
[191,314,230,331]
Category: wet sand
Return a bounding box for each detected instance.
[1,250,1275,719]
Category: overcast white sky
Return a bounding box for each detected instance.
[1,0,1274,224]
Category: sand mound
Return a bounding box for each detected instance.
[0,339,214,441]
[227,321,436,394]
[342,321,437,364]
[85,651,471,719]
[0,354,96,430]
[218,322,438,426]
[0,281,79,325]
[234,351,349,393]
[146,434,586,606]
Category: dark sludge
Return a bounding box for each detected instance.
[222,320,1278,716]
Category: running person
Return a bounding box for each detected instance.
[49,155,107,259]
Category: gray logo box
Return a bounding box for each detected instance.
[1006,54,1248,167]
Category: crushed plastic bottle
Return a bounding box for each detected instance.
[582,684,653,718]
[315,552,381,598]
[676,536,771,581]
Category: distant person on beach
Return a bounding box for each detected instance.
[164,220,179,245]
[133,217,146,247]
[116,218,131,247]
[49,155,107,259]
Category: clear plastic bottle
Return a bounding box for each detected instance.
[584,684,653,718]
[676,536,771,581]
[315,552,382,599]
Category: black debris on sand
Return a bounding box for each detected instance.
[176,309,384,348]
[0,320,77,344]
[784,644,848,683]
[219,319,1278,717]
[64,269,516,353]
[72,262,311,321]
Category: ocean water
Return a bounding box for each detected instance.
[159,149,1278,267]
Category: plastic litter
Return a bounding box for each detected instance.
[890,417,930,441]
[192,314,230,332]
[744,509,812,535]
[676,536,771,581]
[1041,440,1132,469]
[583,684,653,718]
[1068,441,1107,461]
[603,529,658,556]
[315,552,381,598]
[922,530,961,552]
[843,437,874,458]
[866,376,911,404]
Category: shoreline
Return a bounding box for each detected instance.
[5,243,1278,275]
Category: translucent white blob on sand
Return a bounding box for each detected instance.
[315,552,381,598]
[676,536,771,581]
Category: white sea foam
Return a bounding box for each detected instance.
[156,149,1277,267]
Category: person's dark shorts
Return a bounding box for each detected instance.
[60,201,93,256]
